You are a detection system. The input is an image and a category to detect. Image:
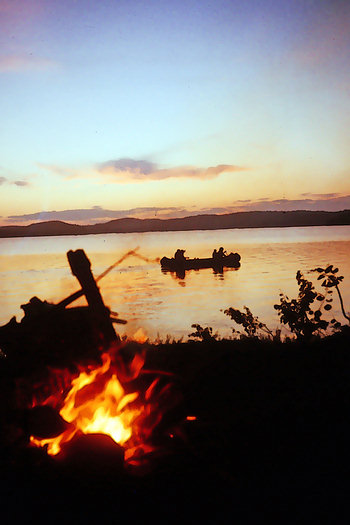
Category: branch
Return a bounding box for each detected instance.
[335,284,350,323]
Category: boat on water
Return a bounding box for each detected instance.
[160,252,241,272]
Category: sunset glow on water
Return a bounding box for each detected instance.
[1,226,349,340]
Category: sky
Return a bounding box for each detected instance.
[1,0,350,225]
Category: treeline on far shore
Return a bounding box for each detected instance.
[1,209,350,238]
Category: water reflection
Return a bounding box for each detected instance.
[0,226,349,340]
[162,265,240,281]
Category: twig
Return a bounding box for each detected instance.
[335,284,350,322]
[57,247,159,309]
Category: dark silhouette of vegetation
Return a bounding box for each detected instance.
[223,306,274,340]
[189,323,219,342]
[311,264,350,323]
[273,270,331,340]
[221,264,349,342]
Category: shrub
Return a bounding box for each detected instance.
[223,306,274,340]
[311,265,349,324]
[188,324,219,342]
[273,270,331,340]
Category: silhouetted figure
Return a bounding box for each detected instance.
[217,247,227,259]
[212,249,218,260]
[174,249,186,261]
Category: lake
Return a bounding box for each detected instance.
[1,225,350,340]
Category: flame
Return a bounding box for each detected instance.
[30,352,144,458]
[29,342,186,470]
[132,327,148,343]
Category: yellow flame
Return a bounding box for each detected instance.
[132,327,148,343]
[31,353,142,456]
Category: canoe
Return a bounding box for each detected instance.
[160,252,241,272]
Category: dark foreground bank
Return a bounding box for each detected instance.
[1,331,350,524]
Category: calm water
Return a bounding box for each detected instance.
[1,226,350,340]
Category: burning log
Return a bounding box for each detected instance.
[58,433,125,478]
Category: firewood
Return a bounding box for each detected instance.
[67,249,119,347]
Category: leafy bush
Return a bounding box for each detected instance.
[273,270,331,340]
[311,264,349,324]
[223,265,348,342]
[223,306,274,340]
[189,324,219,342]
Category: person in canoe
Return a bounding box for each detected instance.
[174,249,186,261]
[212,247,227,261]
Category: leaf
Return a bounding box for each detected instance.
[324,304,332,311]
[325,265,333,273]
[317,274,325,280]
[318,320,328,329]
[316,295,324,301]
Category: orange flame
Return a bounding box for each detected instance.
[132,327,148,344]
[30,351,150,459]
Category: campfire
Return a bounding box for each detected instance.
[29,344,178,467]
[1,249,186,472]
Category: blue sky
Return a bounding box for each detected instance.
[1,0,350,224]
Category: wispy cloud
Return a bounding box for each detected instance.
[300,192,341,199]
[99,159,157,176]
[0,175,30,187]
[39,158,248,183]
[5,195,350,226]
[231,195,350,213]
[37,163,74,177]
[97,158,247,181]
[0,0,44,17]
[6,206,186,224]
[13,180,29,186]
[0,55,57,73]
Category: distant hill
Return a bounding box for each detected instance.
[1,210,350,238]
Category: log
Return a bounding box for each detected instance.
[67,249,119,346]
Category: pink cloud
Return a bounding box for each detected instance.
[0,55,56,73]
[40,159,248,183]
[98,159,248,181]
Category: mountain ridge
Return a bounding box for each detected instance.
[1,210,350,238]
